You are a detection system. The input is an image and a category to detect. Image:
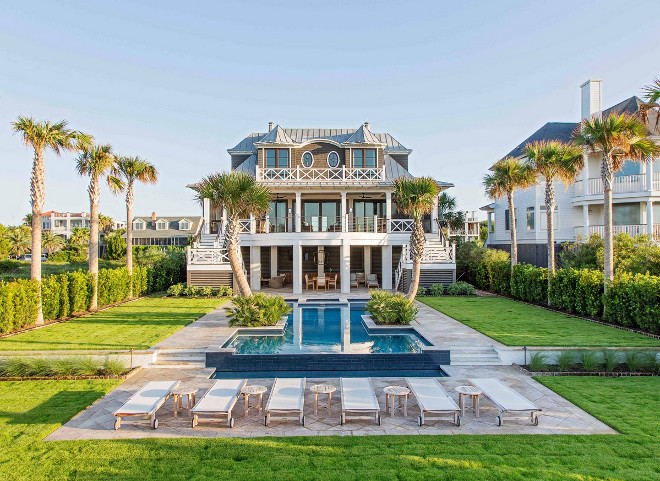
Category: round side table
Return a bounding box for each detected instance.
[384,385,410,418]
[241,385,268,417]
[172,388,198,418]
[310,384,336,415]
[455,386,483,417]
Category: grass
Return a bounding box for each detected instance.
[0,259,125,282]
[0,377,658,480]
[0,296,225,351]
[419,296,660,347]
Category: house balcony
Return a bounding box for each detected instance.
[236,215,414,235]
[574,224,660,240]
[255,166,386,183]
[574,173,660,198]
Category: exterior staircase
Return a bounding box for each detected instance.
[449,346,503,366]
[151,348,207,369]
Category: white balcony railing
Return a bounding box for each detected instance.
[256,165,385,182]
[588,224,647,237]
[187,247,230,265]
[579,173,660,196]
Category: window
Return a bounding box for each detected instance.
[265,149,289,168]
[179,220,191,231]
[156,220,168,230]
[327,151,340,168]
[133,220,145,230]
[539,206,559,230]
[612,203,640,226]
[353,149,376,168]
[301,152,313,168]
[504,209,510,231]
[490,215,495,233]
[526,207,535,230]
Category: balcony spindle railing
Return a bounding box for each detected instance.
[256,165,385,182]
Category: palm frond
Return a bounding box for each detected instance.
[192,171,271,218]
[393,177,440,220]
[483,157,535,200]
[525,140,583,186]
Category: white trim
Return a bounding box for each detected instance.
[297,139,343,148]
[327,151,340,168]
[301,151,313,168]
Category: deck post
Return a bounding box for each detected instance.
[293,242,303,294]
[382,244,393,290]
[295,192,302,233]
[270,246,278,278]
[341,239,351,293]
[250,246,261,291]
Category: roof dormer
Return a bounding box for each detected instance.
[155,219,169,230]
[254,124,297,146]
[344,122,386,146]
[178,218,192,231]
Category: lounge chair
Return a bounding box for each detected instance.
[406,378,461,426]
[316,274,327,290]
[356,272,366,287]
[350,273,358,288]
[113,380,179,430]
[366,274,379,289]
[264,378,306,426]
[340,378,381,425]
[468,378,541,426]
[327,273,338,290]
[191,379,246,428]
[305,274,315,290]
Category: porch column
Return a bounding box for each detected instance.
[270,246,278,278]
[647,156,654,193]
[486,212,492,245]
[582,205,589,238]
[295,192,302,233]
[317,246,325,276]
[647,201,654,237]
[382,244,393,290]
[431,196,439,233]
[581,153,589,194]
[341,191,347,232]
[203,198,210,234]
[340,239,351,294]
[364,246,371,276]
[249,246,261,291]
[385,191,392,232]
[293,242,302,294]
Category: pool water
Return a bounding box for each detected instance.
[223,303,430,354]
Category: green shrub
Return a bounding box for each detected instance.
[604,272,660,333]
[68,270,91,313]
[427,284,444,296]
[183,285,199,297]
[0,356,128,378]
[549,268,603,317]
[474,249,510,295]
[557,351,576,372]
[167,283,185,296]
[624,351,645,372]
[104,357,127,375]
[579,350,601,372]
[416,286,427,296]
[98,267,130,306]
[510,264,548,304]
[199,286,214,297]
[642,352,659,374]
[217,286,233,296]
[366,290,418,325]
[225,293,292,327]
[528,352,548,372]
[446,281,475,296]
[601,350,620,372]
[0,278,39,333]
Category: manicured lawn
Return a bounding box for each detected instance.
[0,297,226,351]
[0,259,125,282]
[419,296,660,347]
[0,377,658,480]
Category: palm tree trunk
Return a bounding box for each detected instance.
[126,182,134,298]
[602,154,614,290]
[227,217,251,296]
[30,149,45,325]
[545,178,555,306]
[88,177,100,310]
[508,193,517,268]
[406,218,425,299]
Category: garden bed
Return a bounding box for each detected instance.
[517,364,656,377]
[0,366,142,381]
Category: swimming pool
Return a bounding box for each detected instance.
[222,302,431,355]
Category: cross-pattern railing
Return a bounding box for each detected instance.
[256,165,385,182]
[187,247,230,265]
[388,219,414,232]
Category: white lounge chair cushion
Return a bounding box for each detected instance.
[114,380,178,415]
[468,378,538,412]
[406,378,458,412]
[341,378,379,411]
[192,379,246,414]
[266,378,305,411]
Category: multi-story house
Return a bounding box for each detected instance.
[448,211,481,243]
[482,80,660,266]
[41,211,90,239]
[127,213,200,246]
[186,122,456,293]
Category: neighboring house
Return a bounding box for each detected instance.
[449,211,481,243]
[127,213,200,246]
[41,211,90,239]
[482,79,660,267]
[186,122,456,292]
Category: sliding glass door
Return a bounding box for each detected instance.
[302,201,340,232]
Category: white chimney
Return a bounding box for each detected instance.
[363,121,370,130]
[268,122,274,132]
[580,79,602,120]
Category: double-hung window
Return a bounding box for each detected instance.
[526,207,535,230]
[353,149,376,168]
[265,149,289,168]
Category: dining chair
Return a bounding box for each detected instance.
[316,274,327,290]
[304,274,315,290]
[327,273,338,290]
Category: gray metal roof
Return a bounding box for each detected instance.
[228,125,411,153]
[345,124,386,145]
[126,216,201,239]
[234,154,257,176]
[254,125,296,145]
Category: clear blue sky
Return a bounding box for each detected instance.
[1,0,658,225]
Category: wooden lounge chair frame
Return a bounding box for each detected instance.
[406,378,461,426]
[113,380,180,430]
[366,274,379,289]
[468,378,541,426]
[191,379,247,428]
[340,378,381,425]
[264,378,306,426]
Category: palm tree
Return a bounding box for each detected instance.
[7,226,32,258]
[573,113,659,287]
[113,156,158,297]
[23,213,33,226]
[98,214,115,234]
[640,78,660,130]
[483,157,535,268]
[393,176,440,299]
[192,171,270,296]
[11,116,91,324]
[525,141,583,303]
[69,227,90,246]
[41,231,65,256]
[437,192,466,236]
[76,144,124,310]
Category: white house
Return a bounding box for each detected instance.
[186,122,456,293]
[482,80,660,266]
[41,211,90,239]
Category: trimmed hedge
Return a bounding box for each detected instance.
[549,268,603,318]
[604,273,660,334]
[0,251,185,334]
[511,264,547,305]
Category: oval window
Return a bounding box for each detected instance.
[327,151,340,168]
[302,152,313,168]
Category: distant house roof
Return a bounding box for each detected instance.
[126,216,201,239]
[228,124,411,154]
